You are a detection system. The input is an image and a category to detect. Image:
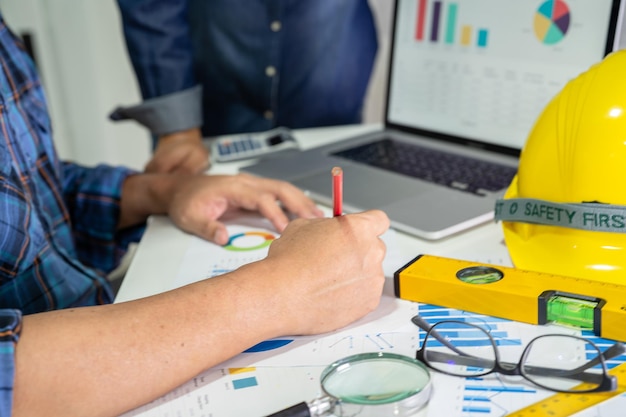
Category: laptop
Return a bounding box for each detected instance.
[243,0,625,240]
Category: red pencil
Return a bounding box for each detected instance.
[332,166,343,217]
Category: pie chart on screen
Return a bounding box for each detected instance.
[534,0,570,45]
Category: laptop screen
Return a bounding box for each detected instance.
[386,0,624,153]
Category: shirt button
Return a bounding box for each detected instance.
[270,21,282,32]
[264,110,274,120]
[265,66,277,77]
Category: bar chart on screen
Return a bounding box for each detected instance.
[413,0,490,48]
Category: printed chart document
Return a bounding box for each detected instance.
[123,304,626,417]
[171,209,404,290]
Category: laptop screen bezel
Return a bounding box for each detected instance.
[382,0,625,158]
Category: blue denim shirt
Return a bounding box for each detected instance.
[115,0,378,137]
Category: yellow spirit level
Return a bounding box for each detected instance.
[394,254,626,342]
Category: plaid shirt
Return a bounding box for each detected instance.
[0,310,20,417]
[0,15,144,416]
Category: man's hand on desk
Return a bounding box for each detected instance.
[119,172,324,244]
[168,173,325,244]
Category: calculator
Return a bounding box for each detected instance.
[210,127,300,163]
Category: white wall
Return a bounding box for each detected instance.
[0,0,151,170]
[364,0,393,124]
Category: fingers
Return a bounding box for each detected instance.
[261,178,323,218]
[238,174,323,217]
[350,209,391,237]
[253,194,291,232]
[219,174,322,232]
[169,173,336,242]
[187,218,229,245]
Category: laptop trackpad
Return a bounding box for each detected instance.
[382,191,493,234]
[292,164,494,239]
[292,164,441,209]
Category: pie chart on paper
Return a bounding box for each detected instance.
[534,0,571,45]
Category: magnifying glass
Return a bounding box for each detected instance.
[267,352,432,417]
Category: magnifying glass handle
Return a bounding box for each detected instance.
[265,396,334,417]
[265,401,311,417]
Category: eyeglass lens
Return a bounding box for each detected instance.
[522,334,605,392]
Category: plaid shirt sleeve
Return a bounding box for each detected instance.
[61,162,146,274]
[0,309,21,417]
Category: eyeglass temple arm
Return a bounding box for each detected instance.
[411,315,468,356]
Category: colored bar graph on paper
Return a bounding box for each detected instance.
[232,377,258,390]
[417,304,523,346]
[445,3,458,44]
[229,367,258,390]
[229,367,256,375]
[582,331,626,370]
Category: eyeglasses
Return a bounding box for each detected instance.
[411,315,625,393]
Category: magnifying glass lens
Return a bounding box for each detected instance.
[322,355,429,404]
[267,353,431,417]
[319,352,432,417]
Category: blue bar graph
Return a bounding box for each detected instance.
[417,305,523,347]
[232,376,258,390]
[465,384,537,393]
[462,405,491,413]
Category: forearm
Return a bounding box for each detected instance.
[12,260,282,417]
[11,210,390,417]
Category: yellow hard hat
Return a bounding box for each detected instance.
[495,50,626,284]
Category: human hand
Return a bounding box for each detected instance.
[145,128,210,174]
[257,210,390,336]
[167,173,324,243]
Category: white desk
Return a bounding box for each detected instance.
[116,124,510,303]
[115,125,624,417]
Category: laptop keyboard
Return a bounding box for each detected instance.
[331,138,517,195]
